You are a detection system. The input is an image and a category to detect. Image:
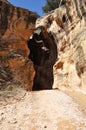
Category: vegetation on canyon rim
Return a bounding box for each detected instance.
[42,0,61,13]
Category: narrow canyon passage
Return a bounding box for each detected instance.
[28,26,57,90]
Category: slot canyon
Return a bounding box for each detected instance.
[28,26,57,90]
[0,0,86,130]
[0,0,86,91]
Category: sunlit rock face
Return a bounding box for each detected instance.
[0,0,37,56]
[0,0,37,90]
[0,0,86,91]
[36,0,86,91]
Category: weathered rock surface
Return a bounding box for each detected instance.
[0,0,86,91]
[0,0,37,90]
[36,0,86,91]
[0,1,86,129]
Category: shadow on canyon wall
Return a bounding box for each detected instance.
[28,26,57,90]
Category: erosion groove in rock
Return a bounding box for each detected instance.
[28,26,57,90]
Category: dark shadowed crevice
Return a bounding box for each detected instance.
[0,1,9,37]
[62,15,66,23]
[28,26,57,90]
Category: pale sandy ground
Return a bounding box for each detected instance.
[0,86,86,130]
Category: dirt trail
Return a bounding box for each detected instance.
[0,88,86,130]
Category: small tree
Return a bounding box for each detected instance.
[42,0,61,13]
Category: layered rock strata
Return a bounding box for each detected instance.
[0,0,37,90]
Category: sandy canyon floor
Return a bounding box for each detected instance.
[0,86,86,130]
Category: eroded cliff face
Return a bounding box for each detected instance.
[0,0,37,90]
[35,0,86,91]
[0,0,86,91]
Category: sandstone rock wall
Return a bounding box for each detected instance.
[0,0,86,91]
[0,0,37,90]
[36,0,86,91]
